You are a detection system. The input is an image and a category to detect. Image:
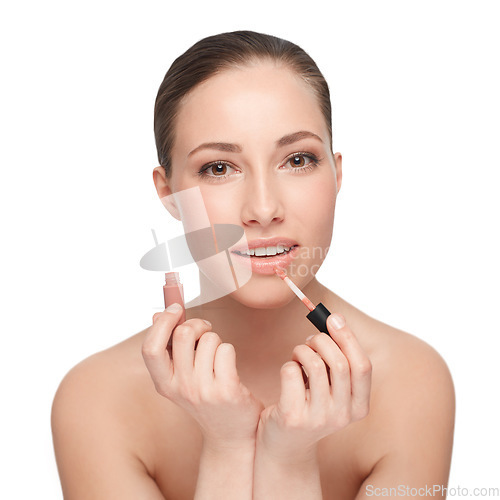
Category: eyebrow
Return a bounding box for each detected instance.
[187,130,323,158]
[277,130,323,148]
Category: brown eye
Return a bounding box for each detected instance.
[291,155,306,168]
[211,163,227,175]
[280,152,320,174]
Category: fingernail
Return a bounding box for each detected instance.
[328,313,346,331]
[305,334,314,342]
[203,319,212,327]
[166,303,183,313]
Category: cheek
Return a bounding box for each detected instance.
[171,168,238,230]
[173,185,214,233]
[198,187,240,223]
[296,170,337,215]
[310,182,337,226]
[297,175,337,248]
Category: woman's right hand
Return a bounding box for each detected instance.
[142,303,264,451]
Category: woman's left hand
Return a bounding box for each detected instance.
[256,313,372,460]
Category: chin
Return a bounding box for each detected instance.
[228,279,295,310]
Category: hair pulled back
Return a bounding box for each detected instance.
[154,30,332,177]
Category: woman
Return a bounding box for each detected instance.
[51,31,455,499]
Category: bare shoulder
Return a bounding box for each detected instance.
[51,329,167,499]
[336,295,455,399]
[360,314,455,409]
[51,328,160,445]
[51,330,151,418]
[345,303,456,487]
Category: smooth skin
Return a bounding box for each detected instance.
[52,61,455,499]
[144,305,264,449]
[143,300,371,499]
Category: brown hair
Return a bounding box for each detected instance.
[154,30,332,177]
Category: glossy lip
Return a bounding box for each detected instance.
[230,244,300,275]
[231,237,299,253]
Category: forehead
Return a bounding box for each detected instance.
[172,62,328,157]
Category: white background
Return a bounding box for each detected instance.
[1,0,499,497]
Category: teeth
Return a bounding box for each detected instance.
[239,245,294,257]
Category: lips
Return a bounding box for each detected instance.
[233,244,298,257]
[231,237,299,254]
[230,237,300,275]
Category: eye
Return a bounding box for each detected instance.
[197,161,237,182]
[290,155,308,168]
[283,152,321,172]
[207,163,229,176]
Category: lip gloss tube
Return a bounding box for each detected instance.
[163,272,185,356]
[163,272,186,322]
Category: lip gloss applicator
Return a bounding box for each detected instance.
[274,267,332,336]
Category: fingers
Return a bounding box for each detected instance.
[142,304,185,393]
[291,344,331,410]
[194,331,223,389]
[305,333,351,412]
[171,319,213,379]
[213,343,239,393]
[143,304,212,398]
[327,314,372,420]
[279,361,306,415]
[308,313,372,421]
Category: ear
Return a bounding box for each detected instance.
[152,166,181,220]
[333,152,342,194]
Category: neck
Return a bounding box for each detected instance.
[189,271,336,370]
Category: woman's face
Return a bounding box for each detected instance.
[154,61,342,309]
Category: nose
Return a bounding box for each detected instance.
[240,170,285,228]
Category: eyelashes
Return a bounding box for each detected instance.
[197,152,323,183]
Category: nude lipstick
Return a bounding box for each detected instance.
[163,272,186,322]
[274,267,332,336]
[163,272,185,356]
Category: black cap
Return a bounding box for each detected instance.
[306,302,332,336]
